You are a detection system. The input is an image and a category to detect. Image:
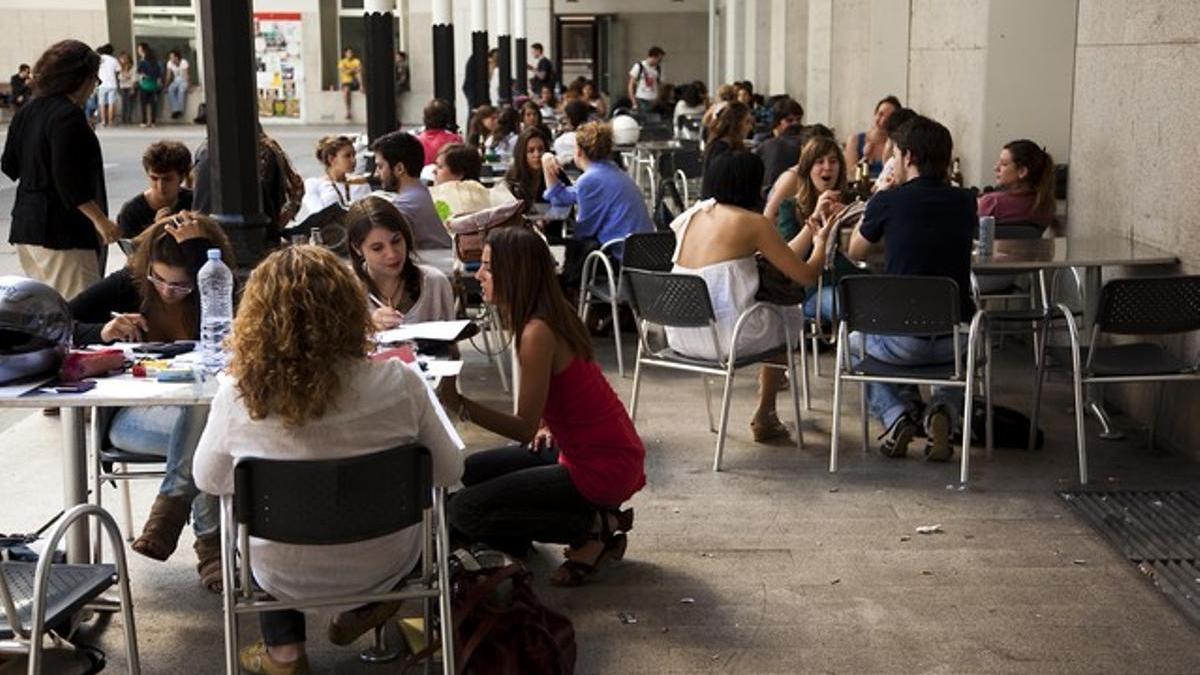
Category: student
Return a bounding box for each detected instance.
[627,46,665,114]
[135,42,163,128]
[69,213,235,592]
[978,139,1056,229]
[700,101,758,205]
[117,140,195,239]
[338,47,362,121]
[96,44,121,127]
[542,122,654,284]
[117,52,137,124]
[2,40,119,300]
[192,124,305,240]
[844,95,901,179]
[165,49,190,120]
[667,151,834,443]
[553,99,592,163]
[520,100,548,135]
[347,197,454,330]
[673,81,708,139]
[871,107,918,194]
[429,143,508,217]
[537,85,558,121]
[846,115,975,461]
[300,135,370,215]
[762,136,851,321]
[504,127,550,206]
[369,131,453,249]
[416,99,464,166]
[582,80,607,118]
[754,97,806,189]
[440,226,644,586]
[195,245,463,675]
[465,104,497,149]
[486,106,520,157]
[528,42,556,94]
[9,64,32,109]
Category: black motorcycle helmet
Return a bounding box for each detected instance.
[0,276,72,384]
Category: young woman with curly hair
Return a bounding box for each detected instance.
[68,212,235,591]
[195,245,463,675]
[439,226,646,587]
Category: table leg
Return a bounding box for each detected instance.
[1081,265,1125,440]
[60,407,89,563]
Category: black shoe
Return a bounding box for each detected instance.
[879,414,919,458]
[923,406,953,462]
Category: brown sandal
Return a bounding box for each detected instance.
[194,534,223,594]
[130,494,191,561]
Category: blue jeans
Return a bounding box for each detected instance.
[167,79,188,114]
[848,332,965,432]
[803,285,836,323]
[109,405,217,537]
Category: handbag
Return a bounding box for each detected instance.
[138,75,160,93]
[754,255,808,305]
[447,200,527,263]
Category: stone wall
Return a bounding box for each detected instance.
[1,9,110,80]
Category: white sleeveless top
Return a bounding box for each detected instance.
[663,199,804,361]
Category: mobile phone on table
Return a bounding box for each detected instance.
[41,380,97,394]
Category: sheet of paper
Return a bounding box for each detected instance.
[376,320,471,344]
[0,377,50,399]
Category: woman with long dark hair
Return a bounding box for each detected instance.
[345,196,454,330]
[844,95,901,178]
[979,139,1056,230]
[69,213,235,592]
[439,226,646,586]
[504,126,550,205]
[700,101,757,203]
[135,42,163,127]
[2,39,119,300]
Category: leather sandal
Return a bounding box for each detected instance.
[194,534,223,594]
[550,515,629,588]
[131,494,191,561]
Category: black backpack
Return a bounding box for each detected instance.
[971,404,1044,450]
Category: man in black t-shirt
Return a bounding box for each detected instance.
[846,115,976,462]
[117,140,194,239]
[9,64,31,108]
[528,43,555,94]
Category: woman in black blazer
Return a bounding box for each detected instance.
[1,39,120,300]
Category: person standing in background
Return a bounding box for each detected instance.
[9,64,32,109]
[1,40,119,299]
[338,46,362,122]
[394,50,410,126]
[136,42,163,128]
[627,46,664,115]
[165,49,190,120]
[528,42,556,95]
[117,52,137,125]
[96,45,121,127]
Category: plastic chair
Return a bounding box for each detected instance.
[624,269,806,471]
[0,504,140,674]
[577,232,678,378]
[1030,275,1200,484]
[829,276,991,483]
[219,445,455,674]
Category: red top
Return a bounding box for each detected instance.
[543,358,646,506]
[977,189,1054,229]
[418,129,465,166]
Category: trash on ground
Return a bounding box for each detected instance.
[829,487,839,493]
[618,612,638,624]
[916,524,944,535]
[679,597,695,604]
[830,578,841,585]
[900,535,912,542]
[1072,559,1087,566]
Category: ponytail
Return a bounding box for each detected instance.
[315,135,353,167]
[1004,139,1055,216]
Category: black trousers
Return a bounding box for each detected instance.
[449,445,598,553]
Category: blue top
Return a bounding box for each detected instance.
[544,160,653,257]
[855,132,884,179]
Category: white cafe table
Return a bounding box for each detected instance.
[0,373,218,563]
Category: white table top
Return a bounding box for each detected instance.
[972,236,1179,271]
[0,372,218,408]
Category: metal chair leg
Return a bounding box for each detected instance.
[830,339,844,472]
[1149,382,1163,450]
[786,344,804,451]
[359,623,402,663]
[120,465,134,543]
[628,344,644,421]
[702,376,716,433]
[859,382,869,454]
[798,330,811,411]
[611,296,624,378]
[711,366,737,472]
[1028,315,1051,452]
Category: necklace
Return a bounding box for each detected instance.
[327,173,352,206]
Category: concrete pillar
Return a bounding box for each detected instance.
[743,0,757,87]
[723,0,742,84]
[495,0,512,103]
[868,0,909,104]
[514,0,528,94]
[469,0,489,110]
[806,0,832,124]
[365,0,398,141]
[432,0,455,119]
[708,0,719,93]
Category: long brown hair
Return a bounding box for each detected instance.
[504,126,549,203]
[228,246,373,427]
[486,226,593,361]
[704,101,750,158]
[1004,139,1056,217]
[345,197,423,303]
[794,136,848,219]
[127,215,235,338]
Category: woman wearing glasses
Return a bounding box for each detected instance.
[68,211,236,594]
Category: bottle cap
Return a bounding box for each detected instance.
[207,248,221,260]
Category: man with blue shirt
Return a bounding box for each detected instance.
[846,115,976,462]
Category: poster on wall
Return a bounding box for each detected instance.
[254,12,303,121]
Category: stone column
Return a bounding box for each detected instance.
[495,0,512,104]
[432,0,456,119]
[723,0,742,84]
[365,0,398,141]
[514,0,528,95]
[469,0,489,110]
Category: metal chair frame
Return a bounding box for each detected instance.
[578,239,628,377]
[219,446,455,675]
[829,276,992,483]
[0,504,140,674]
[1029,275,1200,484]
[87,407,169,555]
[624,269,808,472]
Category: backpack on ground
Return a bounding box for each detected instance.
[971,404,1044,450]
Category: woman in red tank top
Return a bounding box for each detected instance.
[439,226,646,586]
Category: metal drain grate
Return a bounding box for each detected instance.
[1060,490,1200,625]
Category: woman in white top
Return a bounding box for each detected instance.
[667,150,834,444]
[194,245,463,675]
[300,135,371,216]
[347,196,455,330]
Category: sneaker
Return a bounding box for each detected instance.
[879,413,919,458]
[239,642,310,675]
[923,406,952,462]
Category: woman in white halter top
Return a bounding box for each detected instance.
[666,151,836,443]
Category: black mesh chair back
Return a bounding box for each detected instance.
[995,222,1044,240]
[623,232,677,272]
[234,445,432,545]
[839,275,961,336]
[672,148,704,179]
[653,179,685,231]
[640,124,674,142]
[625,270,715,328]
[1095,275,1200,336]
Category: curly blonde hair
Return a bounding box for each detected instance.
[228,245,373,427]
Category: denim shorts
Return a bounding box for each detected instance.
[97,86,118,106]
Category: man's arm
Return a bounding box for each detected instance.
[847,194,885,262]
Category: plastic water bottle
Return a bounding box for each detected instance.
[198,248,234,373]
[978,215,996,259]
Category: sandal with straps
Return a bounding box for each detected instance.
[131,494,191,561]
[551,510,630,588]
